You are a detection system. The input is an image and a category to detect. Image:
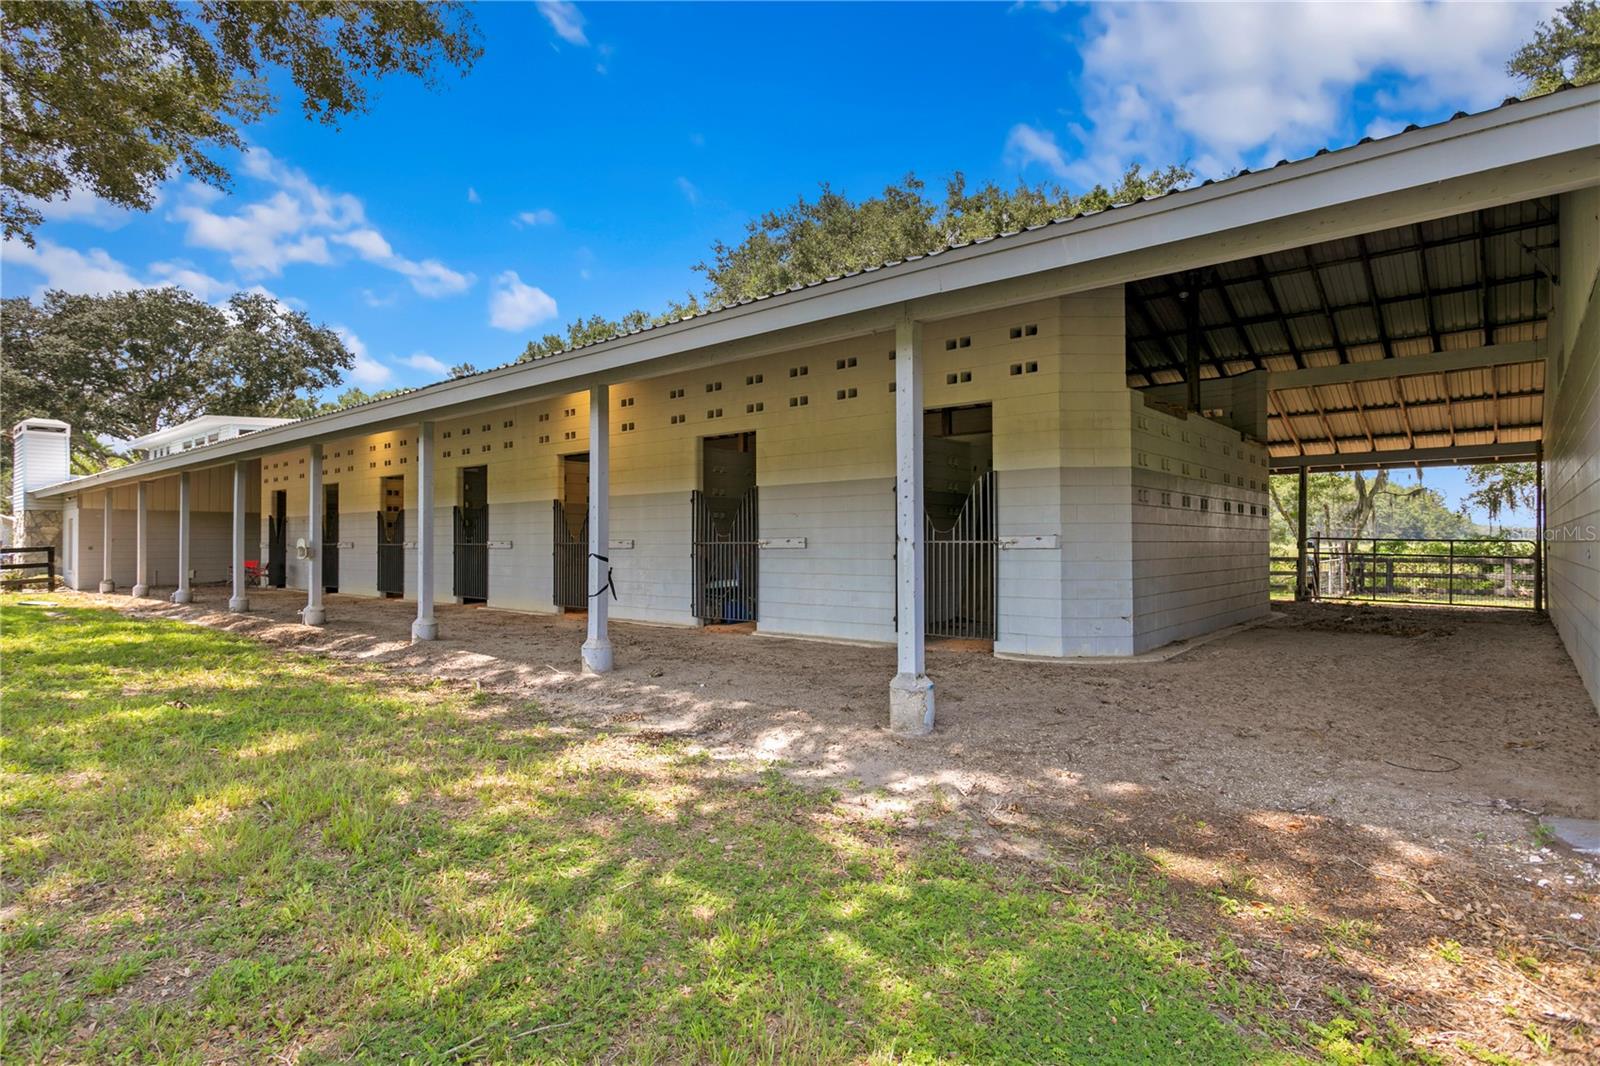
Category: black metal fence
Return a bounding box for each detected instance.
[453,505,489,602]
[552,500,588,610]
[1,546,56,590]
[692,487,758,624]
[1272,537,1539,608]
[376,511,405,596]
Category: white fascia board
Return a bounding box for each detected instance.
[34,87,1599,500]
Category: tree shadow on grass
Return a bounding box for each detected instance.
[3,604,1300,1065]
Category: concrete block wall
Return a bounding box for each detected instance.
[67,467,249,591]
[1547,186,1600,707]
[74,281,1268,660]
[1130,397,1271,652]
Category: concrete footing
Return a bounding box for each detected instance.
[411,618,438,642]
[301,606,326,627]
[170,589,192,605]
[889,672,935,735]
[130,584,149,598]
[98,580,115,594]
[581,638,614,675]
[227,596,250,613]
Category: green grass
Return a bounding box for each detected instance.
[1,603,1306,1063]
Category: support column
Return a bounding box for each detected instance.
[131,482,149,597]
[1295,467,1309,601]
[1534,443,1544,614]
[411,421,438,641]
[582,383,614,674]
[172,471,192,604]
[98,490,115,593]
[890,314,934,735]
[303,442,326,626]
[228,460,250,612]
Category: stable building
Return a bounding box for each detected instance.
[16,84,1600,725]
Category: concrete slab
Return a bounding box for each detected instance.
[1547,817,1600,856]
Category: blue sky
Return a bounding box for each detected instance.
[2,1,1553,519]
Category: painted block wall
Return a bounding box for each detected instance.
[185,282,1259,659]
[1130,398,1272,652]
[67,466,251,591]
[1547,186,1600,708]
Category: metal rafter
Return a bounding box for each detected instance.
[1267,390,1305,455]
[1412,223,1442,354]
[1354,233,1394,360]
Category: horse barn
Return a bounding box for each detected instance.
[11,84,1600,729]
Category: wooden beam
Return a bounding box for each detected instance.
[1355,233,1395,360]
[1268,390,1305,455]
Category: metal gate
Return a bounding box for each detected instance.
[322,487,339,593]
[926,470,997,639]
[453,504,489,601]
[692,487,758,623]
[376,511,404,596]
[553,499,588,609]
[267,501,287,588]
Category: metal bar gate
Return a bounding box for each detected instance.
[267,509,287,588]
[453,504,489,601]
[692,487,758,624]
[925,470,997,640]
[376,511,404,596]
[552,500,589,610]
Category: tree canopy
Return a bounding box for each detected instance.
[1509,0,1600,94]
[515,164,1193,365]
[1268,471,1482,546]
[1,287,351,491]
[0,1,480,243]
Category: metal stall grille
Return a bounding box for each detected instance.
[267,494,287,588]
[692,487,759,624]
[453,504,489,601]
[553,499,589,610]
[925,470,998,640]
[376,511,405,596]
[322,486,339,593]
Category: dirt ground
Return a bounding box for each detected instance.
[35,588,1600,1060]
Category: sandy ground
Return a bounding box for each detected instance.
[27,588,1600,1059]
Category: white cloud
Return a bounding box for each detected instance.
[2,238,143,296]
[488,271,558,331]
[29,183,135,229]
[538,1,589,45]
[148,260,235,302]
[1003,124,1070,178]
[336,326,392,387]
[402,352,452,377]
[1019,1,1555,185]
[331,228,475,296]
[675,176,701,206]
[514,208,559,227]
[170,147,473,297]
[467,186,481,204]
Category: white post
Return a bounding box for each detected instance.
[228,460,250,612]
[411,421,438,641]
[303,442,326,626]
[890,313,935,734]
[98,490,115,593]
[172,471,192,604]
[581,383,614,674]
[131,481,149,597]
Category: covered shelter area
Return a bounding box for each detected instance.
[12,84,1600,1058]
[17,83,1599,726]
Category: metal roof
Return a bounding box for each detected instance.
[1126,191,1560,468]
[28,81,1598,498]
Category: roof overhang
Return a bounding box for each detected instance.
[32,84,1600,500]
